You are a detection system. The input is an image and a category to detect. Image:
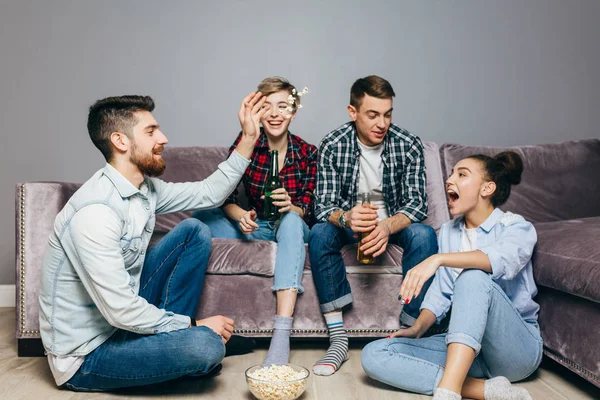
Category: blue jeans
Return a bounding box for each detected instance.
[193,208,310,293]
[65,219,225,392]
[361,270,544,395]
[308,222,437,324]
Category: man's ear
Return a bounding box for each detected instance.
[481,181,497,199]
[347,105,358,121]
[110,132,130,154]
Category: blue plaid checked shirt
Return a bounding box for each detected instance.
[314,121,428,223]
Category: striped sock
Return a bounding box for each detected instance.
[313,311,348,376]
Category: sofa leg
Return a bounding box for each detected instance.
[18,338,45,357]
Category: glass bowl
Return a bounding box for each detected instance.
[245,363,310,400]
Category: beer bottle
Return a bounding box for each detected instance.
[357,192,376,264]
[264,150,282,221]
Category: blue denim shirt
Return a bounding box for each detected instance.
[420,208,540,324]
[39,151,250,356]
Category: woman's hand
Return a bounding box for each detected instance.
[388,325,421,339]
[269,188,292,213]
[399,255,441,304]
[239,210,259,234]
[387,309,436,340]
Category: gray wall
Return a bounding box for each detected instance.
[1,0,599,284]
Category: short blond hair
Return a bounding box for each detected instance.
[257,76,300,111]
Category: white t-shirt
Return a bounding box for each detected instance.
[48,354,85,386]
[453,227,478,278]
[357,139,389,221]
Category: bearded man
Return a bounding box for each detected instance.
[39,94,268,391]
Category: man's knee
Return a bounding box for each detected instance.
[403,224,437,250]
[178,218,212,245]
[186,327,226,372]
[308,222,338,247]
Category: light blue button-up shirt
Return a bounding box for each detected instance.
[39,151,250,357]
[421,208,540,324]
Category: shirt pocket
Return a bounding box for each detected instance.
[120,237,143,270]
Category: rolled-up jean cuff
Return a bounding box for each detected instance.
[320,293,353,313]
[400,311,418,326]
[446,332,482,355]
[271,285,305,294]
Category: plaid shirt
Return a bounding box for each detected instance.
[314,122,428,223]
[224,130,318,223]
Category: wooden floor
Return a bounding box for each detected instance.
[2,308,599,399]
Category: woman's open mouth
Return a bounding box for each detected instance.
[447,189,459,206]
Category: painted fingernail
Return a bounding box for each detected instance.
[386,335,391,338]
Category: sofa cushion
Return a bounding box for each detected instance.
[150,233,405,276]
[533,217,600,303]
[439,139,600,223]
[160,146,230,182]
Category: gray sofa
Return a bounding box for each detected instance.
[15,139,600,388]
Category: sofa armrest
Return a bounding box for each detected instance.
[15,182,80,339]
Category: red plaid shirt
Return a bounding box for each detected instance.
[224,130,318,224]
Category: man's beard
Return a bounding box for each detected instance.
[130,143,166,177]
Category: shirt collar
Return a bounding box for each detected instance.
[102,163,142,199]
[351,122,391,156]
[256,130,270,149]
[458,208,504,233]
[256,129,299,166]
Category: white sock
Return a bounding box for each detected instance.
[484,376,533,400]
[433,388,462,400]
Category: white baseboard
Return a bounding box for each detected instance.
[0,285,16,307]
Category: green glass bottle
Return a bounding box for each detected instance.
[264,150,282,221]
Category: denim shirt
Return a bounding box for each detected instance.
[420,208,540,324]
[39,151,250,357]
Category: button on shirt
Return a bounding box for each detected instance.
[420,208,540,324]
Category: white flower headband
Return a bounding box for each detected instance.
[278,87,309,119]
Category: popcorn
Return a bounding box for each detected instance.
[246,364,309,400]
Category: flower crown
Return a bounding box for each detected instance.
[278,87,309,119]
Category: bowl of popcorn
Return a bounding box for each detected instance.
[245,363,310,400]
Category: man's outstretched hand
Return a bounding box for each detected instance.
[235,92,269,159]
